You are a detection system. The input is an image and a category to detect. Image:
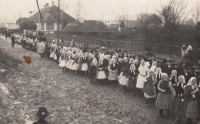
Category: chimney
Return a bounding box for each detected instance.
[44,3,49,8]
[46,3,49,7]
[52,1,54,6]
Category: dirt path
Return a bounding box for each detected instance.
[0,38,179,124]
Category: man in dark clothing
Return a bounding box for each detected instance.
[165,62,173,76]
[183,68,191,84]
[11,34,15,47]
[33,107,49,124]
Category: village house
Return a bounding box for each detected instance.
[63,20,106,33]
[28,1,76,32]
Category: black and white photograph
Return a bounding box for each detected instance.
[0,0,200,124]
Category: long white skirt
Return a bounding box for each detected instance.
[53,54,57,60]
[68,60,74,70]
[66,61,68,68]
[59,60,66,67]
[119,76,129,86]
[136,74,146,89]
[97,71,106,79]
[72,63,78,70]
[81,63,88,71]
[50,52,54,58]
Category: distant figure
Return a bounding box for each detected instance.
[33,107,49,124]
[11,34,15,47]
[37,40,46,58]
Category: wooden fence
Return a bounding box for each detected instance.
[45,33,200,61]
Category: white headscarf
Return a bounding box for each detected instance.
[110,59,116,67]
[178,75,185,84]
[130,64,135,74]
[187,77,197,86]
[129,58,134,64]
[98,58,103,66]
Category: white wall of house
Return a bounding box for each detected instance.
[35,22,62,31]
[54,23,62,31]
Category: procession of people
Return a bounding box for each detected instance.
[11,33,200,124]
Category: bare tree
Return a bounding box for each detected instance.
[192,5,200,34]
[137,13,151,38]
[76,0,84,22]
[60,0,70,28]
[159,0,191,39]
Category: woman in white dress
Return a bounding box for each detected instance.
[136,60,149,96]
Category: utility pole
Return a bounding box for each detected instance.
[19,11,21,28]
[58,0,60,39]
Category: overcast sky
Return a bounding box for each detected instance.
[0,0,199,23]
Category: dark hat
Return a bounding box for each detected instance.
[36,107,49,119]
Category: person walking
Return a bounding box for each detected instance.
[33,107,49,124]
[37,40,46,58]
[11,34,15,47]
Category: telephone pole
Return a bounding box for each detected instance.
[58,0,60,39]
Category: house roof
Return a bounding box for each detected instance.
[63,22,81,31]
[149,14,162,24]
[16,18,29,25]
[82,20,105,32]
[0,22,5,28]
[29,5,76,23]
[121,20,142,28]
[6,23,19,29]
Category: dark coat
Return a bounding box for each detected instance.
[183,73,192,84]
[33,119,48,124]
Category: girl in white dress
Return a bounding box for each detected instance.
[136,60,149,96]
[59,52,66,72]
[118,67,129,92]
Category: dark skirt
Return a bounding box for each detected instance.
[88,66,96,78]
[186,101,199,119]
[77,63,82,71]
[173,97,187,116]
[155,92,173,110]
[143,83,156,98]
[127,78,136,91]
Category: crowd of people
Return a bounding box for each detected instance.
[10,33,200,124]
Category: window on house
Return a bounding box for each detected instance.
[46,22,54,30]
[41,22,44,30]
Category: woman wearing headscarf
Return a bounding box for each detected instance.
[108,59,118,87]
[150,61,157,72]
[184,77,199,124]
[173,75,186,123]
[143,69,157,107]
[136,60,149,96]
[81,52,89,76]
[129,58,134,67]
[97,57,107,85]
[122,57,129,70]
[127,64,137,95]
[117,58,124,75]
[156,73,174,118]
[155,67,162,96]
[170,70,178,90]
[134,59,139,75]
[88,53,97,84]
[118,67,129,93]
